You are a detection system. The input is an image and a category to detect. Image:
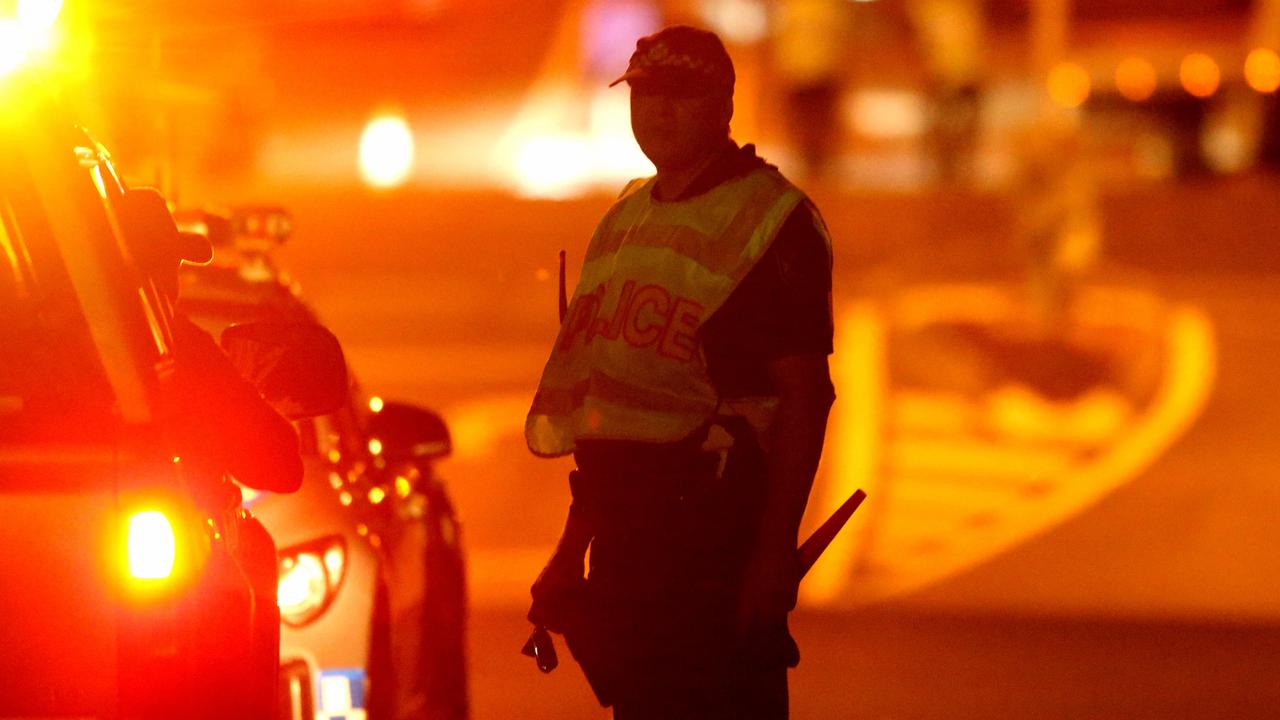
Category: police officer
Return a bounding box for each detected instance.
[526,25,835,720]
[122,188,303,493]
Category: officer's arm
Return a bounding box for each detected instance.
[170,316,305,493]
[760,352,835,557]
[737,351,834,632]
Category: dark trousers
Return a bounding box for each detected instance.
[571,438,794,720]
[611,663,788,720]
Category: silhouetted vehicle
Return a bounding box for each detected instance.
[0,77,345,719]
[175,207,469,720]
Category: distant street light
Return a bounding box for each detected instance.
[359,113,415,189]
[1244,48,1280,94]
[1115,57,1157,102]
[1047,62,1091,109]
[1180,53,1221,99]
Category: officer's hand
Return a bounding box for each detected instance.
[528,548,586,634]
[736,545,800,639]
[531,548,583,599]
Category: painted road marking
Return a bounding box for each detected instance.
[803,285,1216,604]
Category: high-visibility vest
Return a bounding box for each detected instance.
[526,166,818,457]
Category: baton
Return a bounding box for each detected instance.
[797,489,866,577]
[521,488,867,673]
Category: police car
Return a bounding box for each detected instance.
[0,75,346,718]
[175,208,469,720]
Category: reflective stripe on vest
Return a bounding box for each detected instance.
[526,166,807,457]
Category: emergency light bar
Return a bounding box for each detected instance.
[174,206,292,248]
[172,208,236,247]
[232,206,293,244]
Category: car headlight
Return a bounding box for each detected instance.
[277,535,346,627]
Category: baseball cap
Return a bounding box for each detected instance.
[609,25,735,96]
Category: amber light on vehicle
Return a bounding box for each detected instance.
[127,511,177,579]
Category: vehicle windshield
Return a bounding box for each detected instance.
[0,92,174,442]
[0,133,121,440]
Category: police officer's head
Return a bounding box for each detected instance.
[119,188,212,302]
[611,26,735,171]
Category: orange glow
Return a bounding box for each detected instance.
[367,486,387,505]
[1180,53,1220,98]
[1115,57,1158,102]
[514,134,591,199]
[358,113,415,189]
[1047,62,1091,109]
[127,511,176,580]
[1244,48,1280,94]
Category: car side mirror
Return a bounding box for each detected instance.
[366,401,452,461]
[219,321,348,420]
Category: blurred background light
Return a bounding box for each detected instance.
[16,0,61,33]
[514,134,592,199]
[1047,62,1091,109]
[582,0,661,81]
[1115,57,1158,102]
[1201,121,1252,174]
[697,0,769,45]
[0,20,26,77]
[848,89,929,140]
[358,113,415,189]
[586,88,655,181]
[1180,53,1221,99]
[1244,48,1280,94]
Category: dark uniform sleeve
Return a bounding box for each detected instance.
[701,202,834,397]
[167,315,304,493]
